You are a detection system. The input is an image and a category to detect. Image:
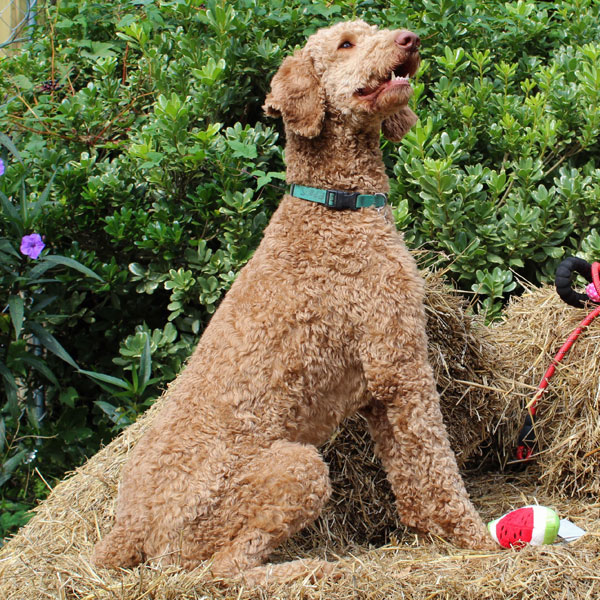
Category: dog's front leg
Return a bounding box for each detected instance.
[358,315,494,550]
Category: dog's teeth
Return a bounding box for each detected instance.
[390,72,396,81]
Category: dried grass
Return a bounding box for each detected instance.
[493,285,600,498]
[3,275,600,599]
[2,465,598,600]
[423,270,509,467]
[273,269,508,551]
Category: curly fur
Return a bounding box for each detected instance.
[92,20,493,585]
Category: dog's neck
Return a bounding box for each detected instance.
[284,112,389,194]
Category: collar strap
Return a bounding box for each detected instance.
[290,184,387,211]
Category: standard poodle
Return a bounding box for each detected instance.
[92,19,493,585]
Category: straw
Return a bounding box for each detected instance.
[493,285,600,497]
[3,276,598,599]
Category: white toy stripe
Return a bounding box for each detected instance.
[489,520,500,545]
[530,505,549,545]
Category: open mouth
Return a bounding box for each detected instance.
[357,54,420,99]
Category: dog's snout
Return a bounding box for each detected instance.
[395,30,420,52]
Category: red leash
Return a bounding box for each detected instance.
[516,259,600,461]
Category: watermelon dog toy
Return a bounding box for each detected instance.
[488,506,560,548]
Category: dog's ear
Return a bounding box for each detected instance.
[263,50,325,138]
[382,106,418,142]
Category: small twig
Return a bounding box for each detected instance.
[9,115,74,141]
[122,43,130,85]
[498,174,515,206]
[34,466,54,492]
[543,143,583,178]
[452,378,518,396]
[583,447,600,459]
[88,92,155,146]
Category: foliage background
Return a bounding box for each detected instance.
[1,0,599,541]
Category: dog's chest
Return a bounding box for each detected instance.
[284,363,368,446]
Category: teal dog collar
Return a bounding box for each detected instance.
[290,184,387,210]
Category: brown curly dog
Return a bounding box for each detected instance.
[92,19,493,585]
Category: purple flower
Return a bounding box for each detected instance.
[0,158,4,176]
[20,233,45,259]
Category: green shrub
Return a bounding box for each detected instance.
[1,0,599,538]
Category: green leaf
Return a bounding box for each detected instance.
[94,400,120,423]
[27,260,58,281]
[95,400,129,427]
[39,255,104,282]
[0,449,28,486]
[139,335,152,389]
[79,369,131,390]
[0,190,21,229]
[59,387,78,408]
[80,41,118,61]
[11,75,34,90]
[31,169,58,218]
[0,418,5,453]
[0,239,20,259]
[508,257,525,268]
[129,263,147,277]
[28,322,79,370]
[29,295,58,315]
[130,364,139,392]
[20,355,59,386]
[0,133,24,164]
[0,363,19,420]
[8,295,24,339]
[227,140,257,159]
[544,246,564,259]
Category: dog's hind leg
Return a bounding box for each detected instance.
[92,521,145,568]
[192,439,333,584]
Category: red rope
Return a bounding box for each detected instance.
[516,261,600,461]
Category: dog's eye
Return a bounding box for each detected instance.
[339,40,354,49]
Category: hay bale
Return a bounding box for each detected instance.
[1,468,598,599]
[281,269,508,551]
[0,269,507,598]
[424,270,508,467]
[493,285,600,497]
[340,473,600,600]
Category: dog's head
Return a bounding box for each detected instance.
[264,20,419,141]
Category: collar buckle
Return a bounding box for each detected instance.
[373,193,387,209]
[325,190,358,210]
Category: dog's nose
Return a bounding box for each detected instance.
[395,30,420,52]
